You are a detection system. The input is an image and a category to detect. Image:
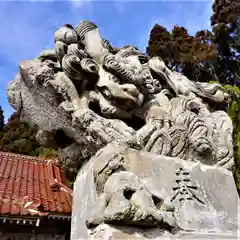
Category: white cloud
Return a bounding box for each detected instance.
[0,1,91,64]
[70,0,92,6]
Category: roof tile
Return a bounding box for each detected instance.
[0,151,72,217]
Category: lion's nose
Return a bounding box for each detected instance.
[120,84,139,97]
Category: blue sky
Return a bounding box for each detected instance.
[0,0,213,121]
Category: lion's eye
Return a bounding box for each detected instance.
[138,56,148,64]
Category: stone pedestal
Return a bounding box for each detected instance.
[87,224,238,239]
[71,144,240,239]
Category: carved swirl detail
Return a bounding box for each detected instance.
[62,54,83,81]
[68,43,88,60]
[102,53,146,86]
[80,58,99,74]
[75,21,98,40]
[8,19,234,177]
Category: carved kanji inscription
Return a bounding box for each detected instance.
[171,167,205,205]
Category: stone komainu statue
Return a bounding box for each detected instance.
[7,21,238,239]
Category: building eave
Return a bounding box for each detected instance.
[0,215,41,226]
[47,214,71,221]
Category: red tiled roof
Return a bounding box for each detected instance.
[0,152,72,217]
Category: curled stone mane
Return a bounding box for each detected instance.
[62,54,83,81]
[75,21,98,40]
[7,20,239,239]
[7,20,233,171]
[68,44,87,59]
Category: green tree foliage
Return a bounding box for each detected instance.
[0,111,58,158]
[210,1,240,191]
[211,0,240,84]
[0,106,4,132]
[223,85,240,191]
[147,24,217,82]
[0,111,76,187]
[231,23,240,81]
[208,81,240,192]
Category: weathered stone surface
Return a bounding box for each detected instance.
[7,20,239,239]
[71,143,239,239]
[87,224,238,240]
[7,21,234,173]
[9,59,134,169]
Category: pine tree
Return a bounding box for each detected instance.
[147,24,217,82]
[211,0,240,84]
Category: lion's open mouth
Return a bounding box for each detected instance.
[97,83,144,110]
